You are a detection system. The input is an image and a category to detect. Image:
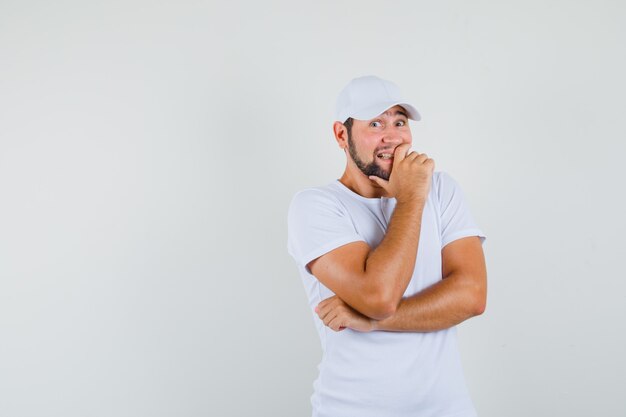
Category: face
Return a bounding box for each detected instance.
[345,105,412,181]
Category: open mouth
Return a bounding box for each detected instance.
[377,152,394,161]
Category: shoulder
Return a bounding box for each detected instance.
[288,183,346,218]
[432,170,459,190]
[430,171,470,214]
[432,170,466,196]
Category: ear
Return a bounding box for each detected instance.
[333,121,348,150]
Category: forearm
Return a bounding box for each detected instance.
[363,200,425,309]
[307,199,425,321]
[372,273,486,332]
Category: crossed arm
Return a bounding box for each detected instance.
[311,235,487,333]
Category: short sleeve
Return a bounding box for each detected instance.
[435,172,486,249]
[287,189,365,272]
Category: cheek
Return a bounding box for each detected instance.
[358,138,379,154]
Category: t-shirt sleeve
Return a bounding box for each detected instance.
[436,171,486,249]
[287,189,365,272]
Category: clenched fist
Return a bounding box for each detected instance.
[369,143,434,205]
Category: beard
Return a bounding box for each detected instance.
[347,134,391,181]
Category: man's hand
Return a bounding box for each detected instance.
[369,143,435,205]
[315,295,376,332]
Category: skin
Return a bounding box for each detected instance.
[315,236,486,332]
[309,106,433,320]
[337,106,415,199]
[310,105,487,332]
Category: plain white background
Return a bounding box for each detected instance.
[1,1,625,416]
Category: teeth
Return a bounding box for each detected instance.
[378,153,393,160]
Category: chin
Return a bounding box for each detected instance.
[379,166,392,181]
[374,170,391,181]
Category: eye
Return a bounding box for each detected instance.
[396,120,406,127]
[370,121,382,128]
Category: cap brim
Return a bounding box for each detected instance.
[351,101,421,122]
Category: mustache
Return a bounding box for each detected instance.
[374,147,396,154]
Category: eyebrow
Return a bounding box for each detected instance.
[382,110,408,118]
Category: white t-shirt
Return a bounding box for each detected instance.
[287,171,486,417]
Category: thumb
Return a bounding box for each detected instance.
[369,175,389,189]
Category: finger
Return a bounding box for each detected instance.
[393,143,412,161]
[317,301,338,321]
[368,175,389,189]
[414,153,429,163]
[327,316,344,332]
[315,295,335,313]
[318,295,336,307]
[317,304,331,321]
[416,154,435,167]
[404,151,420,161]
[323,310,339,327]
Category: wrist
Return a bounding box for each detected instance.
[396,196,426,208]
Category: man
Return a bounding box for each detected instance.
[287,75,487,417]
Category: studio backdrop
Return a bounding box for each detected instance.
[1,1,624,416]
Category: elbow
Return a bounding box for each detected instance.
[365,289,399,320]
[473,297,487,316]
[470,279,487,317]
[452,272,487,319]
[369,308,396,321]
[373,302,397,321]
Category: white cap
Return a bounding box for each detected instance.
[334,75,421,123]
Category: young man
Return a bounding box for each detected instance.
[287,75,487,417]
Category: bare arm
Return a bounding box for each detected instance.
[309,193,425,320]
[373,236,487,331]
[309,144,434,320]
[315,236,487,332]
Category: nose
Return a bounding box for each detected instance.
[381,129,404,145]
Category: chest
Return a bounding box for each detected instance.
[341,196,444,294]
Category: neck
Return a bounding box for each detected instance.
[339,163,389,199]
